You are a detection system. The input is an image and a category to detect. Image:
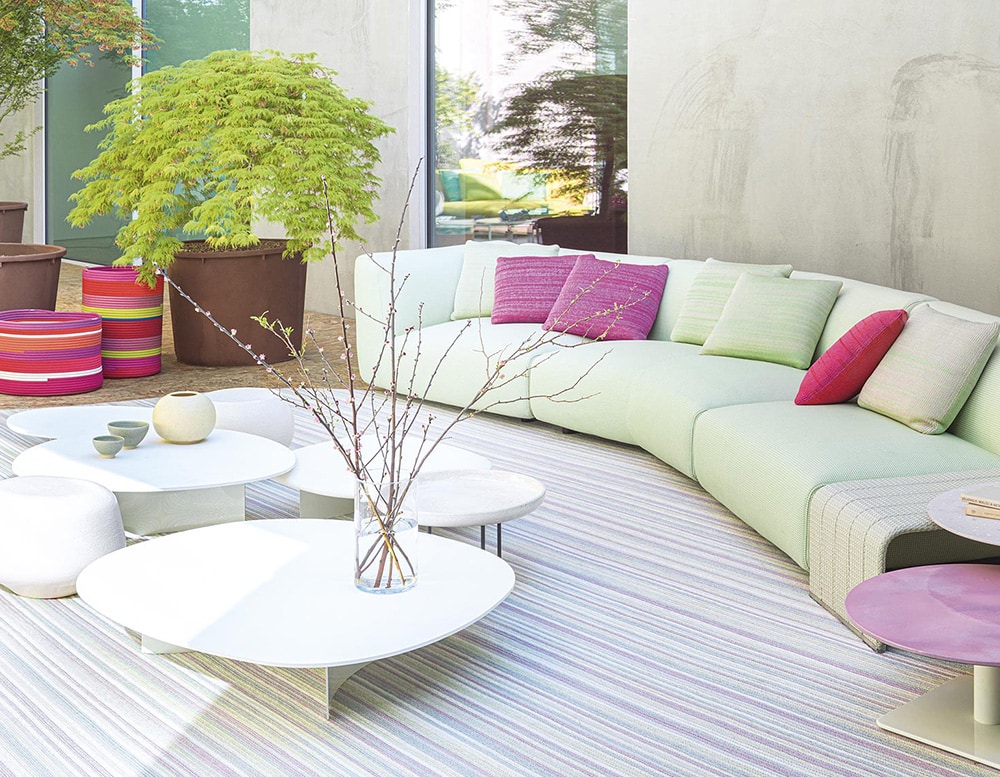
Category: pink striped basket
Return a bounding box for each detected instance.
[82,266,164,378]
[0,310,103,396]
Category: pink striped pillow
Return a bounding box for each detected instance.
[795,309,907,405]
[491,255,584,324]
[543,255,669,341]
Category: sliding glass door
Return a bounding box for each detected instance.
[430,0,627,252]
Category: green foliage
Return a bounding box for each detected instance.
[68,49,394,282]
[434,65,480,167]
[492,71,626,214]
[0,0,154,161]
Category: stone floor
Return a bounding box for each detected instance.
[0,262,355,409]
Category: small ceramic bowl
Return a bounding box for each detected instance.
[107,420,150,449]
[93,435,125,458]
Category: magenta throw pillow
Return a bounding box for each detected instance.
[543,255,669,341]
[794,309,908,405]
[491,255,584,324]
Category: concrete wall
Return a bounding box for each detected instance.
[0,105,41,243]
[252,0,415,315]
[629,1,1000,315]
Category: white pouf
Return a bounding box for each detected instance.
[207,387,295,446]
[0,476,125,598]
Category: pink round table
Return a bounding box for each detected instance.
[846,563,1000,769]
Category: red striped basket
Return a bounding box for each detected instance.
[81,266,164,378]
[0,310,103,396]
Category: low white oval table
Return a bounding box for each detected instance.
[76,519,515,718]
[12,430,295,535]
[419,470,546,556]
[7,404,154,439]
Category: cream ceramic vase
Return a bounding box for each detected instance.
[152,391,217,444]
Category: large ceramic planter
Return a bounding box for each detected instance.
[0,202,27,243]
[0,243,66,311]
[166,240,307,367]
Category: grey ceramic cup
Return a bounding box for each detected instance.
[92,435,125,458]
[107,420,150,449]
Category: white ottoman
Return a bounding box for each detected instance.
[0,476,126,598]
[207,387,295,446]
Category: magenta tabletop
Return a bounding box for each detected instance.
[846,564,1000,666]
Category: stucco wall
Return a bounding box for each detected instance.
[252,0,414,316]
[629,1,1000,314]
[0,106,41,243]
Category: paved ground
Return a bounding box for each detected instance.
[0,262,354,409]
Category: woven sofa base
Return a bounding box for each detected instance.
[808,469,1000,651]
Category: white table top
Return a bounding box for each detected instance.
[419,470,546,528]
[928,484,1000,546]
[12,429,295,493]
[7,405,154,439]
[276,436,492,498]
[76,519,515,668]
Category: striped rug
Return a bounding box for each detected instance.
[0,396,989,776]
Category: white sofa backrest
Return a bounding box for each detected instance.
[791,270,934,359]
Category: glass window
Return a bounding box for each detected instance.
[430,0,627,252]
[46,0,250,265]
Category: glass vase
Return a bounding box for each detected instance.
[354,478,418,594]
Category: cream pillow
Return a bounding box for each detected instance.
[451,241,561,320]
[670,258,794,345]
[858,305,1000,434]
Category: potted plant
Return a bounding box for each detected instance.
[0,1,152,308]
[68,48,393,366]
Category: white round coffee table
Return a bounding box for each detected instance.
[276,435,492,519]
[419,470,546,556]
[12,430,295,535]
[928,484,1000,545]
[76,519,515,718]
[7,404,154,439]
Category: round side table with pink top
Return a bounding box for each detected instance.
[846,563,1000,769]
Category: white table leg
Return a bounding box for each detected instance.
[326,663,369,718]
[878,667,1000,768]
[299,491,352,520]
[140,634,190,654]
[117,485,246,535]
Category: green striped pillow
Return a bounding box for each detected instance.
[670,258,794,345]
[858,305,1000,434]
[700,274,842,369]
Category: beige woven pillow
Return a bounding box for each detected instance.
[858,305,1000,434]
[670,258,794,345]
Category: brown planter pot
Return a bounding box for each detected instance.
[0,243,65,311]
[166,240,308,367]
[0,202,27,243]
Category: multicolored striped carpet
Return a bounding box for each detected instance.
[0,396,990,776]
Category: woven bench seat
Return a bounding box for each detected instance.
[808,469,1000,651]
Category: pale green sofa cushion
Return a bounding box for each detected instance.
[451,240,560,320]
[700,275,842,369]
[529,340,700,445]
[670,258,793,346]
[692,401,1000,569]
[394,319,585,418]
[858,304,1000,434]
[626,356,805,478]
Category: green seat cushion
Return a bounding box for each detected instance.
[669,259,793,346]
[859,304,1000,434]
[692,401,1000,568]
[627,356,805,478]
[700,275,842,369]
[529,340,701,445]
